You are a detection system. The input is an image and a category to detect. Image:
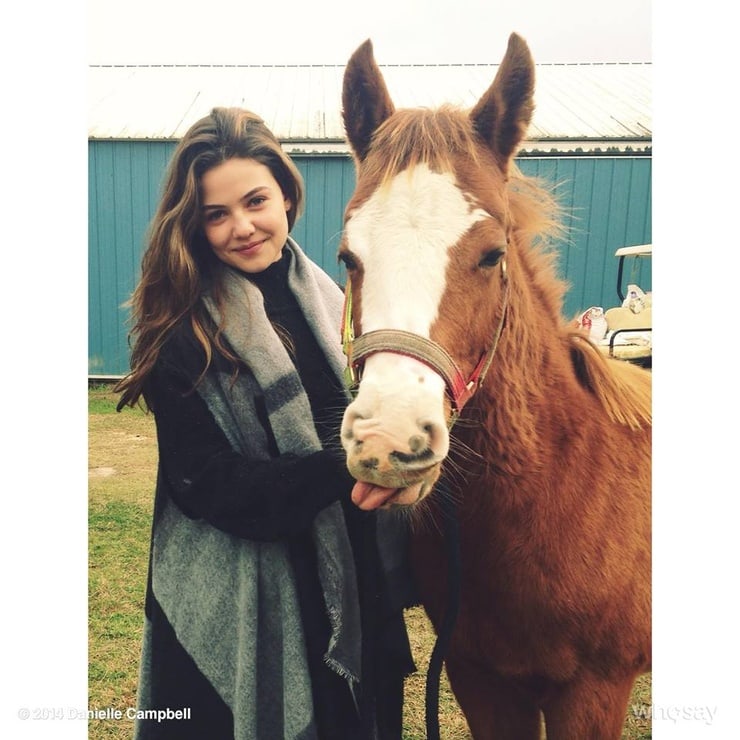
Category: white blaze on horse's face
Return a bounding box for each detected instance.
[341,163,489,498]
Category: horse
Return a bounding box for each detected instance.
[338,33,651,739]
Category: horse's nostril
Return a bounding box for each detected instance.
[418,419,446,453]
[360,457,379,471]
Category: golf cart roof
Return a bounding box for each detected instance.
[615,244,652,258]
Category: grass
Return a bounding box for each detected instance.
[88,385,154,737]
[88,383,650,739]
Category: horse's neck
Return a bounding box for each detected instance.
[454,328,581,494]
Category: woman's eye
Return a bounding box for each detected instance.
[204,210,226,223]
[249,196,267,207]
[478,248,505,268]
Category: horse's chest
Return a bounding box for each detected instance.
[411,509,582,676]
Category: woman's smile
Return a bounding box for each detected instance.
[233,237,266,254]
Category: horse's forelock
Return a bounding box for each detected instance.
[362,106,482,185]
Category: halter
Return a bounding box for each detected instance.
[341,259,510,425]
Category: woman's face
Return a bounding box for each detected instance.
[200,157,291,274]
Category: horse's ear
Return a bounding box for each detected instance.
[470,33,535,171]
[342,39,395,161]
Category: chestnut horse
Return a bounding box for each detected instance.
[339,34,651,739]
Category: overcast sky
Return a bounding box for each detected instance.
[87,0,652,65]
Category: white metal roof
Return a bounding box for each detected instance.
[88,62,651,153]
[615,244,652,257]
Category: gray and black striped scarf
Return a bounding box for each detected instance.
[137,238,362,740]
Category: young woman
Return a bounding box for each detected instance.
[115,107,416,740]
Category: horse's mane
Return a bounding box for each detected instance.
[365,105,651,430]
[569,334,652,428]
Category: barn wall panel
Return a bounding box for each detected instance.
[88,142,651,375]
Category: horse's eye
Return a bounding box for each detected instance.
[478,248,505,268]
[338,251,359,271]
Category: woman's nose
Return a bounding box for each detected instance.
[232,210,255,237]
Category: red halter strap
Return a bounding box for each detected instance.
[341,261,509,421]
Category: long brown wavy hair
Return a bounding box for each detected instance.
[115,107,304,409]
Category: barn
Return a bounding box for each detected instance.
[88,61,651,378]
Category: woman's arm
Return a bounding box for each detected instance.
[148,358,354,542]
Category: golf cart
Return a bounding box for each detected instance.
[578,244,652,368]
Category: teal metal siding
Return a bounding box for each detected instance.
[518,157,652,315]
[88,141,177,374]
[88,142,651,376]
[291,156,358,285]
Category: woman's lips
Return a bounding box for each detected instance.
[233,238,265,254]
